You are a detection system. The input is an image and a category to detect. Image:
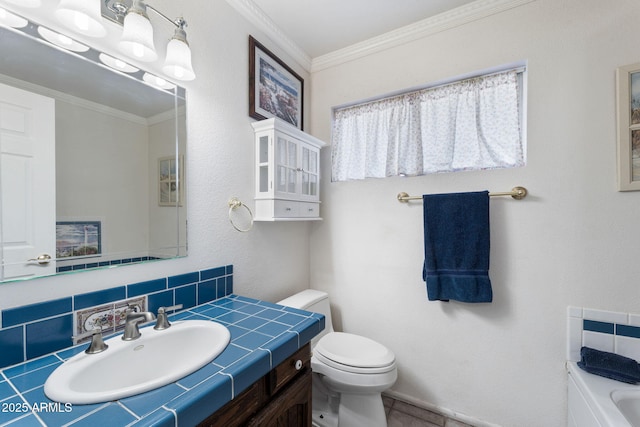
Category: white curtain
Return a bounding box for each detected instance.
[331,70,524,181]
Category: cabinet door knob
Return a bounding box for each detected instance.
[27,254,52,265]
[294,359,303,370]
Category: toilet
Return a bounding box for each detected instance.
[278,290,397,427]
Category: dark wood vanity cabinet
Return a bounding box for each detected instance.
[198,344,312,427]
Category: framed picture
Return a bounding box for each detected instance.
[617,62,640,191]
[249,35,304,130]
[159,155,184,206]
[56,221,102,259]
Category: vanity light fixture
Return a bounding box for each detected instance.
[0,8,28,28]
[38,26,90,53]
[104,0,196,81]
[55,0,107,38]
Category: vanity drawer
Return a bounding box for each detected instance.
[268,344,311,396]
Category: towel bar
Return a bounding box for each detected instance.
[397,186,528,203]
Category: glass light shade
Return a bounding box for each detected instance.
[4,0,41,7]
[99,54,139,74]
[0,8,28,28]
[162,38,195,81]
[143,73,176,91]
[118,11,157,62]
[38,26,89,52]
[55,0,106,38]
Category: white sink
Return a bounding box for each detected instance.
[612,390,640,426]
[44,320,230,404]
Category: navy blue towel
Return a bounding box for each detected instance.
[578,346,640,384]
[422,191,492,303]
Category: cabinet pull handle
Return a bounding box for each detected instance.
[294,359,303,370]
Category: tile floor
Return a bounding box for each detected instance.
[384,396,475,427]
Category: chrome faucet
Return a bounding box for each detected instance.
[122,311,156,341]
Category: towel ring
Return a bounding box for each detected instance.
[228,197,254,232]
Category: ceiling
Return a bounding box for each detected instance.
[250,0,477,59]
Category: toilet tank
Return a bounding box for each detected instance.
[277,289,334,344]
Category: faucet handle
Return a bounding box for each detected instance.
[125,303,141,315]
[73,328,108,354]
[157,304,183,316]
[154,304,183,330]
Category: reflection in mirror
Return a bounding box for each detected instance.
[0,13,187,283]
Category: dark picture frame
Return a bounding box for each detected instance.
[249,35,304,130]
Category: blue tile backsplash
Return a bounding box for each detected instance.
[56,256,162,273]
[0,265,233,369]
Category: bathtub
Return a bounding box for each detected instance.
[567,361,640,426]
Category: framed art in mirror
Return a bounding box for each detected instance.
[56,221,102,259]
[249,35,304,130]
[617,62,640,191]
[159,155,184,207]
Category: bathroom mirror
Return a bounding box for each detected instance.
[0,17,187,283]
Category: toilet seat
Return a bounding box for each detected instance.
[314,332,396,374]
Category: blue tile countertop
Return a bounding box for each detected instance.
[0,295,324,427]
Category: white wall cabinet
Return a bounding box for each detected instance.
[252,118,326,221]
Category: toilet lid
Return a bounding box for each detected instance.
[314,332,395,369]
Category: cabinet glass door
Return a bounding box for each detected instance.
[301,145,318,197]
[258,136,269,193]
[276,135,297,194]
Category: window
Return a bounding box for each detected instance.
[331,67,526,182]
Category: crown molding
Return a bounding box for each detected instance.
[225,0,312,71]
[227,0,535,74]
[311,0,536,72]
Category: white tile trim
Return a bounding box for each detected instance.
[583,308,628,325]
[567,306,640,362]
